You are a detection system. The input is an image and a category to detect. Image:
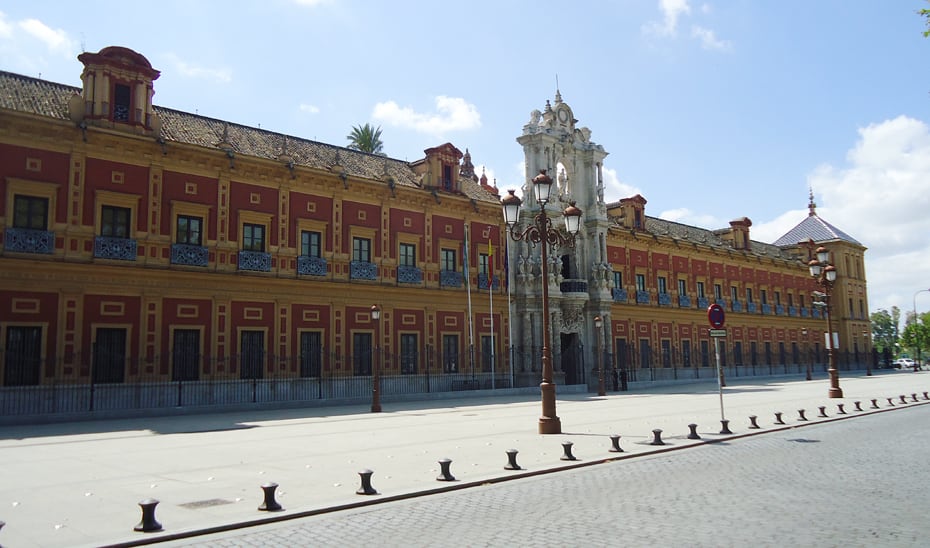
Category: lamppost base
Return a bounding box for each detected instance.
[538,416,562,435]
[828,387,844,399]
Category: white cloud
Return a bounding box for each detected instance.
[0,12,13,39]
[299,103,320,114]
[643,0,692,37]
[691,25,732,52]
[658,207,724,229]
[18,18,74,56]
[373,96,481,135]
[602,166,643,202]
[163,53,232,84]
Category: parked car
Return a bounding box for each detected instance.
[893,358,916,370]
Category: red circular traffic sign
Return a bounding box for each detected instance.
[707,303,726,328]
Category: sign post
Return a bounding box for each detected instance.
[707,304,727,426]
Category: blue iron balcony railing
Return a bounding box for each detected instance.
[716,298,727,308]
[170,244,208,267]
[350,261,377,280]
[776,304,785,316]
[297,255,327,276]
[612,288,628,303]
[762,304,772,315]
[747,302,757,313]
[636,290,651,304]
[678,295,691,308]
[4,228,54,254]
[658,293,672,306]
[732,300,742,313]
[94,236,137,261]
[560,279,587,294]
[788,306,797,317]
[238,250,272,272]
[398,265,423,284]
[697,297,710,309]
[801,307,810,318]
[440,270,463,288]
[478,273,500,290]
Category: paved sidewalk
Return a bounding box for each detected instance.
[0,371,927,548]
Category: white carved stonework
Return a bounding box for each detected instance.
[560,304,584,334]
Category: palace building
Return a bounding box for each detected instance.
[0,47,870,416]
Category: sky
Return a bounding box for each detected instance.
[1,0,929,319]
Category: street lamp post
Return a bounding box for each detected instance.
[370,304,382,413]
[802,328,811,381]
[595,315,605,397]
[809,246,843,398]
[862,330,872,376]
[501,170,582,435]
[913,289,930,372]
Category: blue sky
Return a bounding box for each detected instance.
[2,0,929,318]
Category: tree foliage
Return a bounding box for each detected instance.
[346,123,385,155]
[870,307,900,354]
[901,311,930,361]
[922,1,930,37]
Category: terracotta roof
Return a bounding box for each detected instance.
[0,70,500,204]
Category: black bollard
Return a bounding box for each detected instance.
[818,406,828,418]
[356,469,377,495]
[608,434,624,453]
[560,441,578,461]
[436,458,456,481]
[748,415,761,429]
[854,401,863,411]
[650,429,665,446]
[719,420,732,435]
[837,403,847,415]
[900,395,908,404]
[133,498,163,533]
[258,482,283,512]
[887,397,895,407]
[774,411,785,425]
[687,423,701,440]
[871,399,879,409]
[797,409,808,421]
[924,392,929,400]
[912,393,919,402]
[504,449,522,470]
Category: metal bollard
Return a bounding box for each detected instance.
[650,429,665,446]
[133,498,163,532]
[837,403,846,415]
[887,397,895,407]
[436,458,456,481]
[748,415,761,429]
[774,411,785,425]
[797,409,808,421]
[356,469,377,495]
[818,406,828,418]
[854,401,863,411]
[924,392,929,400]
[258,482,283,512]
[504,449,522,470]
[912,393,919,402]
[560,441,578,461]
[687,423,701,440]
[608,434,624,453]
[719,419,732,435]
[871,399,879,409]
[900,395,908,404]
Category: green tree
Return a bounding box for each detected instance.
[901,311,930,363]
[346,123,385,155]
[870,307,900,354]
[922,1,930,37]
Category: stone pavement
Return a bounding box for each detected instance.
[0,371,927,548]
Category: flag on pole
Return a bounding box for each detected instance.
[487,239,493,291]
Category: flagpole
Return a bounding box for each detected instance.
[506,238,514,389]
[464,227,475,378]
[489,238,495,390]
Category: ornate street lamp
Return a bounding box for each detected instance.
[802,328,811,381]
[809,246,843,398]
[595,315,605,397]
[370,304,382,413]
[862,330,872,376]
[501,170,582,434]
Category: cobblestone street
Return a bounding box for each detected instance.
[173,404,930,548]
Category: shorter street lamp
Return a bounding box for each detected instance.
[502,170,582,434]
[370,304,382,413]
[863,330,872,376]
[809,246,843,398]
[595,315,605,397]
[802,328,811,381]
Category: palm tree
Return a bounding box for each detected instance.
[346,123,385,155]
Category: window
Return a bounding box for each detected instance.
[481,335,494,373]
[614,271,623,289]
[240,330,264,379]
[696,282,705,299]
[242,223,265,252]
[441,249,456,271]
[353,332,373,376]
[761,290,768,305]
[172,329,200,381]
[301,231,321,258]
[442,334,459,372]
[636,274,646,292]
[300,331,322,377]
[113,83,131,122]
[13,195,48,230]
[764,342,772,365]
[176,215,203,246]
[750,342,758,366]
[352,237,371,262]
[730,286,738,302]
[661,340,671,368]
[479,253,489,276]
[682,340,691,368]
[639,339,651,368]
[657,276,667,295]
[775,292,781,305]
[93,327,126,383]
[714,284,722,300]
[4,326,41,386]
[800,294,806,307]
[400,243,416,268]
[746,288,754,304]
[700,340,709,367]
[616,339,628,370]
[400,334,418,374]
[734,341,743,366]
[788,294,794,307]
[101,205,131,238]
[677,279,686,296]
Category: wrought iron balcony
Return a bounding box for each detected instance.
[238,250,271,272]
[788,306,797,317]
[559,279,587,294]
[812,308,822,319]
[762,304,772,315]
[801,307,810,318]
[4,228,54,254]
[636,290,651,304]
[715,298,727,308]
[612,288,628,303]
[398,265,423,284]
[478,273,500,290]
[297,255,327,276]
[678,295,691,308]
[658,293,672,306]
[747,302,757,313]
[350,260,377,280]
[440,270,463,288]
[732,300,742,313]
[697,297,710,309]
[170,244,208,267]
[94,236,137,261]
[775,304,785,316]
